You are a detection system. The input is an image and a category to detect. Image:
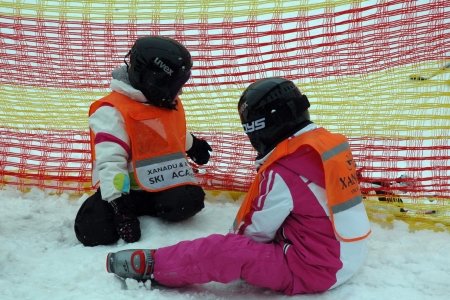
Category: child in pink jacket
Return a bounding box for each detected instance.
[106,77,371,295]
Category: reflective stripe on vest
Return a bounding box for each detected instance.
[134,152,196,190]
[319,139,371,242]
[89,92,197,192]
[233,128,371,242]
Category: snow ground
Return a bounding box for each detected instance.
[0,187,449,300]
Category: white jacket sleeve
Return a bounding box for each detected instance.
[185,130,193,151]
[243,170,294,243]
[89,105,131,202]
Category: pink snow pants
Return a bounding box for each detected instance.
[153,233,297,295]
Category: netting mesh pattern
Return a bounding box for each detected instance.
[1,0,450,229]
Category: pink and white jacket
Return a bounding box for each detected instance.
[236,123,368,292]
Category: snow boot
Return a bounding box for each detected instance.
[106,249,155,281]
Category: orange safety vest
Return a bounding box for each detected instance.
[233,127,371,242]
[89,91,197,192]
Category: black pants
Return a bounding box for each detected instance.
[74,185,205,246]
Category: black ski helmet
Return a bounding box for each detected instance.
[125,36,193,109]
[238,77,311,157]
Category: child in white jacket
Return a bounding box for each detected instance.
[74,36,212,246]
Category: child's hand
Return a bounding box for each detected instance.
[186,134,212,165]
[110,195,141,243]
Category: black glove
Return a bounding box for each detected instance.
[109,194,141,243]
[186,134,212,165]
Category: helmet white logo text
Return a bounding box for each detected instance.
[154,57,174,76]
[239,101,248,114]
[242,118,266,133]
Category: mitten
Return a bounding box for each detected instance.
[109,195,141,243]
[186,134,212,165]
